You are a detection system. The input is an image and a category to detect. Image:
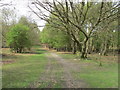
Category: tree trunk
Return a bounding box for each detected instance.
[19,48,22,53]
[81,38,89,59]
[72,41,76,54]
[100,40,108,56]
[88,37,93,54]
[81,43,87,58]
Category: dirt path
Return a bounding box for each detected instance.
[50,53,88,88]
[29,52,88,88]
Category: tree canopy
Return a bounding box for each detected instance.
[30,1,119,58]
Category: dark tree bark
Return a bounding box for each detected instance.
[81,38,89,58]
[72,41,77,54]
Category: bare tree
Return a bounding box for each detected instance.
[0,1,13,7]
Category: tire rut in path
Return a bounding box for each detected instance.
[50,52,88,88]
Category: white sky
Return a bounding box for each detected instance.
[0,0,47,31]
[0,0,119,31]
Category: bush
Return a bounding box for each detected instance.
[7,24,32,53]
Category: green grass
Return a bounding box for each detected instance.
[2,47,48,88]
[74,63,118,88]
[2,47,118,88]
[60,53,118,88]
[2,47,64,88]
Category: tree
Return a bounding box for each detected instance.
[29,1,119,58]
[7,24,31,53]
[1,7,16,47]
[92,20,118,55]
[18,16,40,45]
[40,23,72,51]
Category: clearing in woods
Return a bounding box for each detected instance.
[2,46,118,88]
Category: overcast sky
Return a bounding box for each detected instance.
[0,0,119,31]
[0,0,47,31]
